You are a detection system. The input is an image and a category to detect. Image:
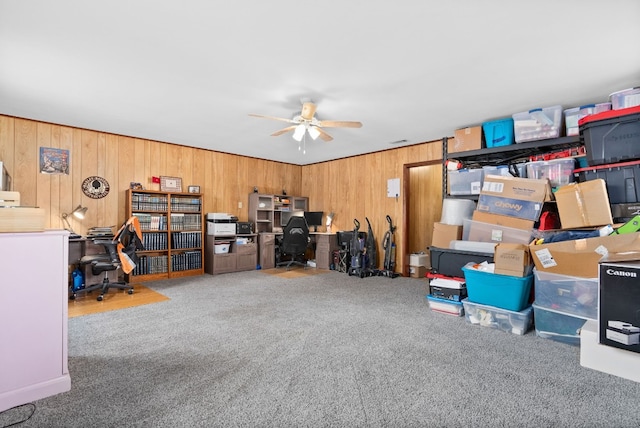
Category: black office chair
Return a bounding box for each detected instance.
[276,216,310,270]
[70,217,144,301]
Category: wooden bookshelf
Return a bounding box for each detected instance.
[126,189,204,281]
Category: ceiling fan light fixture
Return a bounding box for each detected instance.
[307,126,321,140]
[292,124,306,142]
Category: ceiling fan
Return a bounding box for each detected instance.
[249,101,362,142]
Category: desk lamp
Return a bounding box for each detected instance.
[61,205,88,234]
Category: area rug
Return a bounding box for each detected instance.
[260,267,330,279]
[68,283,170,317]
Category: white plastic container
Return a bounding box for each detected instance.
[610,87,640,110]
[447,168,483,195]
[482,165,511,179]
[214,243,231,254]
[462,298,533,335]
[462,218,533,245]
[533,269,598,320]
[564,107,581,136]
[513,105,563,143]
[566,103,612,136]
[525,158,575,188]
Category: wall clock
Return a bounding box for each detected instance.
[82,176,110,199]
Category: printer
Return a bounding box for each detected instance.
[206,213,238,236]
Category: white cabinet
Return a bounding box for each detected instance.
[0,230,71,412]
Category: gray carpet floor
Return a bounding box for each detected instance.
[3,270,640,428]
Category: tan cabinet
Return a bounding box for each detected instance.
[236,242,258,271]
[259,233,276,269]
[313,233,338,270]
[249,193,308,234]
[205,234,257,275]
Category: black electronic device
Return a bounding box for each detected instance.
[236,222,253,234]
[336,230,366,249]
[304,211,323,232]
[281,210,304,227]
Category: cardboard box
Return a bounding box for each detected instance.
[431,222,462,249]
[450,126,483,153]
[409,265,427,278]
[494,243,531,277]
[529,232,640,277]
[555,179,613,229]
[477,175,553,221]
[599,254,640,354]
[409,252,428,267]
[471,211,535,230]
[0,207,46,232]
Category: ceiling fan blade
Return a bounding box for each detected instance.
[316,120,363,128]
[300,102,317,121]
[271,125,297,137]
[249,113,297,124]
[316,127,333,142]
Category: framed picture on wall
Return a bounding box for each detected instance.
[188,185,200,194]
[160,176,183,192]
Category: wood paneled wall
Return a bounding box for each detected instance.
[0,114,444,274]
[302,143,443,273]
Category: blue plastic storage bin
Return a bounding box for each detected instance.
[532,303,587,346]
[462,262,533,312]
[482,118,514,148]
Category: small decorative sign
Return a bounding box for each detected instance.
[40,147,69,175]
[188,185,200,194]
[160,176,183,192]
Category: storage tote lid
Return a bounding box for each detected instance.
[578,105,640,127]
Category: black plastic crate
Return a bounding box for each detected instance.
[579,106,640,166]
[429,246,494,278]
[575,160,640,204]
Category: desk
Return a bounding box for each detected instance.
[258,232,338,270]
[310,232,339,269]
[69,237,119,285]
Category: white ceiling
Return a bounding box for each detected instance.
[1,1,639,166]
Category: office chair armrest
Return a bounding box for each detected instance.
[93,239,114,246]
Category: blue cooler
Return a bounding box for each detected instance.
[482,118,514,148]
[462,262,533,312]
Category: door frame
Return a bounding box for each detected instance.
[401,159,442,277]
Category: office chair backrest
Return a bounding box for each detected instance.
[281,216,309,255]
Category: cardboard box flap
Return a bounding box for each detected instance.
[530,232,640,277]
[481,175,554,202]
[600,251,640,263]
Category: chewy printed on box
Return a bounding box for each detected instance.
[476,175,553,221]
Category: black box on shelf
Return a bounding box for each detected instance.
[575,160,640,205]
[237,222,253,234]
[579,106,640,166]
[429,246,494,278]
[611,203,640,222]
[599,255,640,354]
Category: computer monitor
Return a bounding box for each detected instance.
[281,210,304,227]
[304,211,323,232]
